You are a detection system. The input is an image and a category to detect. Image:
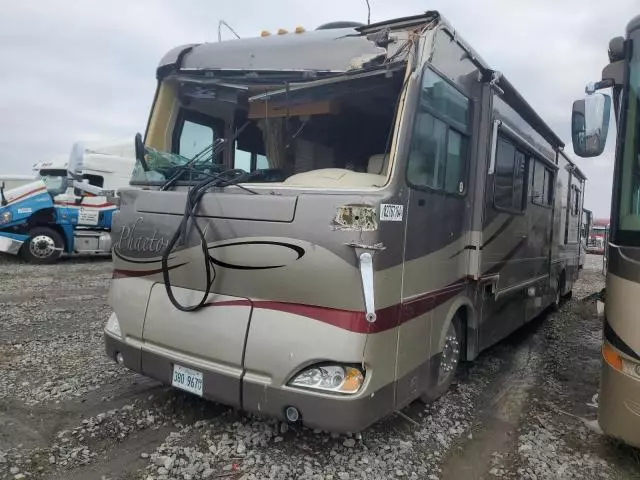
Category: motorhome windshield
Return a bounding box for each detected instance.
[615,30,640,243]
[39,169,67,195]
[134,66,406,188]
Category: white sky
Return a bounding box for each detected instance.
[0,0,637,218]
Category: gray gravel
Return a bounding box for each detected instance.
[0,254,638,480]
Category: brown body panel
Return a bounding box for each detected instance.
[104,12,585,432]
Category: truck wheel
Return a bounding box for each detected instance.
[21,227,63,264]
[553,271,566,310]
[421,316,463,403]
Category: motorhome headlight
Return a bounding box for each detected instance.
[289,365,364,394]
[0,210,11,224]
[622,357,640,380]
[105,313,122,338]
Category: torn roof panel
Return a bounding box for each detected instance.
[159,27,399,75]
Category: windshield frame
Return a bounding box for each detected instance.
[612,28,640,246]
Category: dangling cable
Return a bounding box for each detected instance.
[160,121,253,312]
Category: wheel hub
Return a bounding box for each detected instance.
[30,235,56,258]
[439,324,461,382]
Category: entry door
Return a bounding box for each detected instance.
[396,67,471,406]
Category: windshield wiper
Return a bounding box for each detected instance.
[160,122,250,191]
[160,139,226,191]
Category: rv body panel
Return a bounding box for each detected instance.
[105,12,585,432]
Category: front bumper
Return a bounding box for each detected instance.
[598,360,640,449]
[104,333,393,433]
[0,233,26,255]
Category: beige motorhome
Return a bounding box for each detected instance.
[571,14,640,449]
[104,12,585,432]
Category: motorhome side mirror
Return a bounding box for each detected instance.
[571,93,611,157]
[134,133,149,171]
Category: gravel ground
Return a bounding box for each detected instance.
[0,253,638,479]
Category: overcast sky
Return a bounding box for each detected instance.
[0,1,637,217]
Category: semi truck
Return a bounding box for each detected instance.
[0,139,135,263]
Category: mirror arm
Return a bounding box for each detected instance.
[0,183,6,207]
[134,133,149,172]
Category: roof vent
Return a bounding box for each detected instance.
[315,21,365,30]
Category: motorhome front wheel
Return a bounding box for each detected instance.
[21,226,63,264]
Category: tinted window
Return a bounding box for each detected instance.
[82,174,104,188]
[532,161,553,206]
[545,169,554,205]
[179,120,214,160]
[407,68,469,194]
[494,137,527,212]
[420,69,469,129]
[532,161,545,204]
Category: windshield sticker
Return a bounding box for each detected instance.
[380,204,403,222]
[17,208,32,214]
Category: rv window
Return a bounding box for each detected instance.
[572,187,581,216]
[407,68,469,194]
[494,137,527,212]
[82,174,104,188]
[177,119,216,160]
[532,161,553,206]
[545,169,554,205]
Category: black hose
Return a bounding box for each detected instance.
[161,169,253,312]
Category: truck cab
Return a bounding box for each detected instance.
[0,139,135,263]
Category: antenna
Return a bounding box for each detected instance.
[365,0,371,25]
[218,20,241,42]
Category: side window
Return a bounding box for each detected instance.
[494,136,527,212]
[179,120,214,160]
[572,187,581,216]
[407,68,469,195]
[545,169,554,205]
[531,161,553,206]
[82,174,104,188]
[532,161,545,204]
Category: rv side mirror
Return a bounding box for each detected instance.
[571,93,611,157]
[134,133,149,171]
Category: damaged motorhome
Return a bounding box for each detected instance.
[105,12,585,432]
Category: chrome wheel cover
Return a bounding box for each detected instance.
[438,323,460,384]
[29,235,56,258]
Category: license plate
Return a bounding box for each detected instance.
[171,364,203,396]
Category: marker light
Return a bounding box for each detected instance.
[277,28,288,35]
[260,30,271,37]
[0,211,12,224]
[295,26,305,34]
[289,365,364,394]
[602,342,623,371]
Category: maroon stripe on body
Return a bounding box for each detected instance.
[200,281,467,334]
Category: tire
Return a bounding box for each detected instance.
[20,226,64,264]
[552,271,566,311]
[421,315,463,403]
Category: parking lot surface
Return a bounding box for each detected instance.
[0,254,638,479]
